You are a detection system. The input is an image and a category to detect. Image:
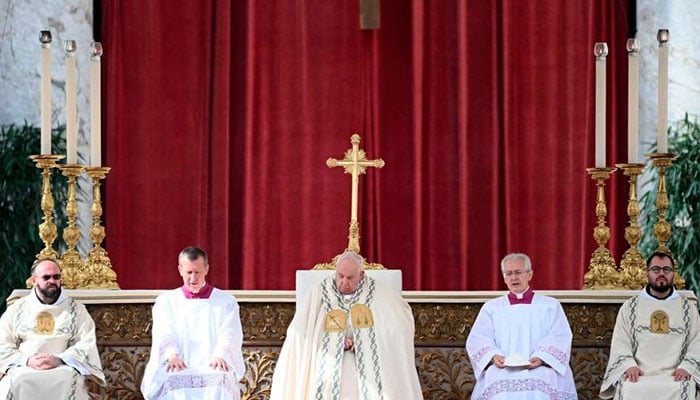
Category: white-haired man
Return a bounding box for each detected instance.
[271,250,423,399]
[466,253,577,400]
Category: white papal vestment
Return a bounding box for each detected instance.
[141,287,245,400]
[270,276,423,400]
[600,288,700,399]
[466,293,577,400]
[0,289,105,399]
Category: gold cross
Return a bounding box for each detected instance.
[327,134,384,253]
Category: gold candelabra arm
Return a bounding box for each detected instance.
[58,164,85,288]
[84,167,119,289]
[615,163,647,289]
[30,155,64,262]
[584,167,620,289]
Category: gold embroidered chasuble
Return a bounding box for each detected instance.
[270,275,423,400]
[601,290,700,399]
[0,289,104,399]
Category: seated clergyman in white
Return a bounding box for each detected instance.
[466,253,577,400]
[600,251,700,400]
[140,246,245,400]
[270,250,423,399]
[0,259,105,399]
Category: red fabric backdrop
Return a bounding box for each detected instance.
[101,0,631,291]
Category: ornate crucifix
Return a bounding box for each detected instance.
[326,134,384,253]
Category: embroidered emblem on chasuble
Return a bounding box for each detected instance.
[325,310,347,332]
[315,276,383,400]
[650,310,670,333]
[35,311,55,335]
[351,304,374,329]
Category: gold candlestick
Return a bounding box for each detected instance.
[615,163,647,289]
[646,153,676,253]
[58,163,85,288]
[30,154,64,261]
[85,167,119,289]
[584,167,619,289]
[646,152,685,288]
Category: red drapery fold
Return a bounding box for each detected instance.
[102,0,630,291]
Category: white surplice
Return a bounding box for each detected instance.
[466,293,577,400]
[270,276,423,400]
[600,288,700,400]
[141,287,245,400]
[0,288,105,399]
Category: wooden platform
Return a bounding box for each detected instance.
[7,289,672,400]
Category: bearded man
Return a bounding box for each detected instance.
[0,259,105,399]
[600,251,700,399]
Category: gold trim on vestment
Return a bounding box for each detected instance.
[351,304,374,328]
[650,310,669,333]
[324,310,347,332]
[35,311,55,335]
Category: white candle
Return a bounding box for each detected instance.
[40,31,52,154]
[627,38,639,163]
[657,29,669,153]
[65,40,78,164]
[90,42,103,167]
[594,43,608,168]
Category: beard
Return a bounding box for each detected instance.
[649,279,673,293]
[39,285,60,303]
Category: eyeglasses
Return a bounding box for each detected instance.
[503,269,528,277]
[648,266,674,274]
[36,274,61,281]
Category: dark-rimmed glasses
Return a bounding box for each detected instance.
[36,274,61,281]
[647,266,673,274]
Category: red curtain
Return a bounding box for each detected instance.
[101,0,630,291]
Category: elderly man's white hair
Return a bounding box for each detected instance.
[335,250,364,272]
[500,253,532,273]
